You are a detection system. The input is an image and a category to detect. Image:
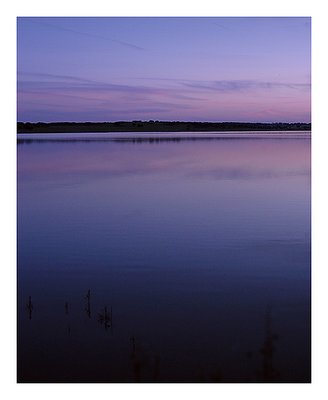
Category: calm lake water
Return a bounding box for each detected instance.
[17,132,311,383]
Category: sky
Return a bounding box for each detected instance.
[17,17,311,123]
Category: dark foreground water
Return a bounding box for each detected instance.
[17,132,311,383]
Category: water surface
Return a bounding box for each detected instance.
[17,132,311,382]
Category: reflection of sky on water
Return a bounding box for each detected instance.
[17,136,310,382]
[17,137,310,265]
[18,136,310,178]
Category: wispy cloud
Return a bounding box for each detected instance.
[18,72,311,93]
[17,72,196,102]
[17,71,200,121]
[17,72,311,122]
[17,72,165,96]
[132,76,311,92]
[23,18,146,51]
[18,72,98,84]
[180,79,311,92]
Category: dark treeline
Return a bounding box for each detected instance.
[17,121,311,133]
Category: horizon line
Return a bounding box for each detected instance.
[17,121,311,124]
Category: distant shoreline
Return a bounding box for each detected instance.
[17,121,311,134]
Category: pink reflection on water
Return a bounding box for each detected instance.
[18,137,310,182]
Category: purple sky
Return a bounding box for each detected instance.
[17,17,311,123]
